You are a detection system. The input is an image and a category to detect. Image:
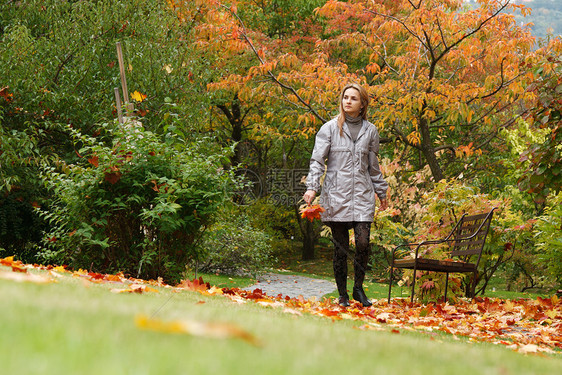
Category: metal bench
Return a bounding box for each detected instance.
[388,208,496,303]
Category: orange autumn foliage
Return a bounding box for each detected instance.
[300,204,325,222]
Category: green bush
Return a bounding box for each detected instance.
[243,198,299,240]
[0,95,47,262]
[0,0,210,260]
[534,192,562,286]
[39,120,235,283]
[194,205,274,278]
[369,208,411,281]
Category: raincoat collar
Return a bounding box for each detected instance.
[342,120,368,142]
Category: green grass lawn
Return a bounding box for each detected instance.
[1,264,561,375]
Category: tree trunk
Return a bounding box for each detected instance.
[302,220,315,260]
[419,113,444,182]
[294,204,316,260]
[217,94,245,166]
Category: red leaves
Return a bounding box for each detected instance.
[0,86,13,102]
[0,256,53,284]
[104,166,122,184]
[0,256,26,273]
[300,204,325,222]
[420,280,435,290]
[219,287,562,354]
[88,155,99,167]
[176,276,211,292]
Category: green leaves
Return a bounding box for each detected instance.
[39,120,236,282]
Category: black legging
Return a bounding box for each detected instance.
[328,222,371,291]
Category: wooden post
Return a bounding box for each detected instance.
[114,87,124,125]
[116,42,134,117]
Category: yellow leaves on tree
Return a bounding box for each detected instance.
[406,131,421,146]
[131,90,147,102]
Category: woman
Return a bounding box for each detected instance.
[303,83,388,307]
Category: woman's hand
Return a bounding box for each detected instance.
[303,190,316,206]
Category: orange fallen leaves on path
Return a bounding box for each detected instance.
[1,256,560,354]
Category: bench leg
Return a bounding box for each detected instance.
[471,271,478,298]
[444,272,449,303]
[388,266,394,303]
[410,268,417,304]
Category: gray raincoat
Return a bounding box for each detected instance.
[306,118,388,222]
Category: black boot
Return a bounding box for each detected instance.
[353,286,372,307]
[331,222,350,307]
[335,266,350,307]
[352,223,372,307]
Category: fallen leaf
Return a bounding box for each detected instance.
[283,308,303,316]
[176,277,210,292]
[0,271,52,284]
[518,344,539,354]
[0,256,15,266]
[135,314,261,346]
[111,284,158,294]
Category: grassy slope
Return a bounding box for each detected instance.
[1,266,561,375]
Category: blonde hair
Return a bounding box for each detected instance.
[337,83,369,136]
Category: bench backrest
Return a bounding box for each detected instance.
[451,209,495,264]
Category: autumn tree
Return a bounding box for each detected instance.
[313,0,537,182]
[168,0,330,168]
[185,0,544,186]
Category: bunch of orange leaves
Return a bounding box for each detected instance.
[300,204,325,222]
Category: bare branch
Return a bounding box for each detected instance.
[434,1,510,65]
[222,4,327,124]
[364,9,430,51]
[359,32,400,75]
[406,0,422,10]
[434,144,456,153]
[435,16,449,50]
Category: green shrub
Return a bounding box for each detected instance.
[369,208,411,281]
[0,96,47,262]
[0,0,210,261]
[534,192,562,286]
[194,205,273,278]
[243,198,299,240]
[38,120,235,283]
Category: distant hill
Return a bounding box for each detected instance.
[464,0,562,40]
[513,0,562,40]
